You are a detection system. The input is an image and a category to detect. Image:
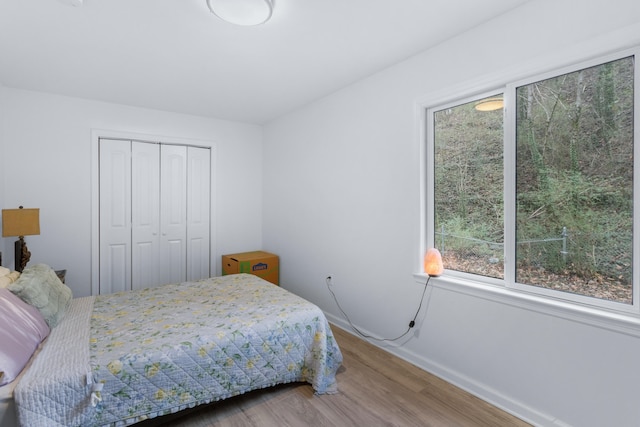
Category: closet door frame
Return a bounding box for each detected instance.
[91,129,217,296]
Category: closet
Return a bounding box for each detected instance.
[98,138,211,294]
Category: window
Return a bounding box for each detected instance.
[427,49,638,313]
[433,94,505,280]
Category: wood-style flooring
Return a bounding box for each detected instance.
[141,325,531,426]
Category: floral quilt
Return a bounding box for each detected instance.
[88,273,342,426]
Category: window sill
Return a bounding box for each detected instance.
[413,272,640,338]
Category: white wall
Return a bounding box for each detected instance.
[0,87,263,297]
[263,1,640,426]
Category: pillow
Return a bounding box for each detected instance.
[0,266,10,277]
[8,264,72,328]
[0,271,20,289]
[0,276,11,289]
[0,288,50,386]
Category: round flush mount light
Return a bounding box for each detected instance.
[206,0,273,26]
[474,97,504,112]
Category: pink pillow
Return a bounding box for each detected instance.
[0,288,50,385]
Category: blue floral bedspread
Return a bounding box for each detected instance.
[89,274,342,426]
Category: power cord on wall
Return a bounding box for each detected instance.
[326,275,432,342]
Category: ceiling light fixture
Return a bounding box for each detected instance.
[474,97,504,112]
[206,0,273,26]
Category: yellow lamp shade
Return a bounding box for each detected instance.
[2,208,40,237]
[424,248,443,277]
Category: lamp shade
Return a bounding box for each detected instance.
[2,208,40,237]
[424,248,443,277]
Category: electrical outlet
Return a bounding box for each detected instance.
[326,275,334,286]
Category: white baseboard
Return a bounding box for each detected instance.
[325,312,564,427]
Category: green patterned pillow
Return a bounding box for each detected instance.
[8,264,72,327]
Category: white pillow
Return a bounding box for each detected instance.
[0,277,9,289]
[0,271,20,289]
[0,266,10,277]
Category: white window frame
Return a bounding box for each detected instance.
[417,45,640,330]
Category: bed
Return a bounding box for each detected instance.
[0,265,342,427]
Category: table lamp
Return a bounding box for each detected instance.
[2,206,40,272]
[424,248,444,277]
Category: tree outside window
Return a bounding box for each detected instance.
[431,54,634,307]
[515,56,634,304]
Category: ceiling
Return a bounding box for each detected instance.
[0,0,529,124]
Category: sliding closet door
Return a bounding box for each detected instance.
[131,142,160,290]
[187,146,211,281]
[160,144,188,284]
[99,139,132,294]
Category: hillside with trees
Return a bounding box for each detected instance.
[434,56,634,304]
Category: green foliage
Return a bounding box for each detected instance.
[516,170,632,281]
[436,216,498,258]
[434,100,504,239]
[434,56,634,292]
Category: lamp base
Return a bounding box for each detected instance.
[14,236,31,273]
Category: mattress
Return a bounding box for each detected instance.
[0,340,47,427]
[13,295,94,426]
[14,274,342,426]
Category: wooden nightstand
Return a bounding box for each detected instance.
[55,269,67,284]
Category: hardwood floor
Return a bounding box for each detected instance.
[143,325,530,426]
